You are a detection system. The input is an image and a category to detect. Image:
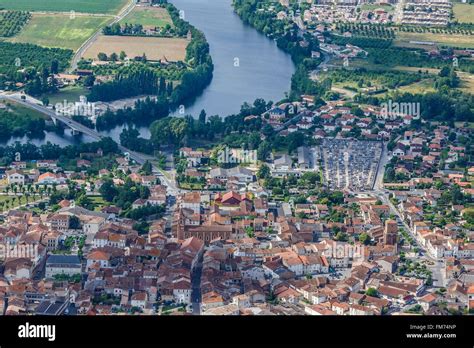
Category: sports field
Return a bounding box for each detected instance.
[83,35,188,61]
[8,13,113,50]
[0,0,129,14]
[120,6,173,28]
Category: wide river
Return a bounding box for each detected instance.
[2,0,295,147]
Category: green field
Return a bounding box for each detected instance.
[396,78,437,94]
[395,31,474,49]
[8,13,113,50]
[42,85,89,105]
[0,0,129,14]
[1,99,48,120]
[360,4,394,12]
[120,6,173,28]
[453,3,474,24]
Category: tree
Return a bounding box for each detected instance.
[77,194,93,210]
[69,215,81,229]
[366,288,379,297]
[97,52,108,61]
[335,231,348,242]
[257,141,271,161]
[51,59,59,74]
[158,76,166,96]
[83,75,95,87]
[99,179,118,202]
[150,117,189,147]
[358,232,371,245]
[244,226,254,238]
[141,161,153,175]
[257,164,270,179]
[198,109,206,124]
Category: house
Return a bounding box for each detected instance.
[37,172,66,185]
[130,292,148,310]
[209,167,254,183]
[4,258,33,281]
[45,254,82,278]
[82,216,106,236]
[37,160,58,170]
[86,250,112,270]
[418,292,439,312]
[268,107,286,122]
[349,304,376,315]
[173,279,192,304]
[182,192,201,214]
[47,214,70,232]
[6,170,25,185]
[201,292,225,312]
[273,155,293,171]
[393,144,406,157]
[205,304,240,315]
[305,304,337,315]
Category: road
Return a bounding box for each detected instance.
[191,253,204,315]
[361,142,445,287]
[69,0,137,72]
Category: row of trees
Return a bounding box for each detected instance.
[89,66,161,102]
[330,35,392,49]
[103,22,145,36]
[0,138,118,166]
[0,11,30,37]
[336,23,395,39]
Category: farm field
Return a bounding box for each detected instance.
[395,31,474,49]
[0,0,129,14]
[82,35,189,61]
[453,3,474,24]
[8,13,113,51]
[120,6,173,28]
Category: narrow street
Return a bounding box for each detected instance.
[364,143,446,288]
[190,253,204,315]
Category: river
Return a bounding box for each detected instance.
[169,0,295,117]
[2,0,294,147]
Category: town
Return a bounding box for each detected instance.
[0,90,472,316]
[0,0,472,321]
